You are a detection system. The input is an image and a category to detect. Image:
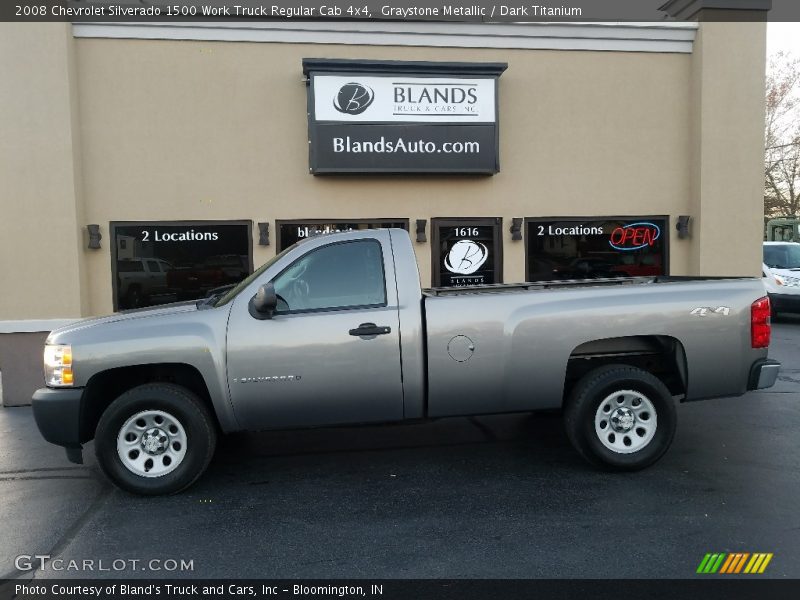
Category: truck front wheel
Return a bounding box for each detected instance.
[564,365,676,471]
[94,383,217,495]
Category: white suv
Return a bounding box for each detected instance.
[763,241,800,316]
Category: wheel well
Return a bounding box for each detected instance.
[563,336,687,403]
[80,363,215,442]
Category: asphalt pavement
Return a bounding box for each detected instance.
[1,317,799,581]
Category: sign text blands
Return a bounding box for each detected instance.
[313,76,496,123]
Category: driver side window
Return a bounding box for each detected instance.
[272,240,386,313]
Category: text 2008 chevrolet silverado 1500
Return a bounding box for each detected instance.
[32,229,781,495]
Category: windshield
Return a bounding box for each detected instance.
[764,244,800,269]
[213,244,296,307]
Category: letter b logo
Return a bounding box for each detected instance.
[333,83,374,115]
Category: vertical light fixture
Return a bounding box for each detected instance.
[416,219,427,243]
[258,222,270,246]
[87,224,102,249]
[676,216,691,239]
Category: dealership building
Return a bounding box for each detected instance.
[0,1,769,405]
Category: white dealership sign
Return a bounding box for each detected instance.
[312,75,497,123]
[304,59,506,173]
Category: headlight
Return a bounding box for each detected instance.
[785,276,800,287]
[773,274,800,287]
[44,344,73,387]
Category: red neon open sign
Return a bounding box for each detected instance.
[609,222,661,251]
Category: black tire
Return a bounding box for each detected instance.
[125,286,143,309]
[95,383,217,495]
[564,365,676,471]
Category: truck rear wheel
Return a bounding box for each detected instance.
[95,383,217,495]
[564,365,676,471]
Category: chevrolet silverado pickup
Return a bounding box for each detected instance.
[32,229,780,495]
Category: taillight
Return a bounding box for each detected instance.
[751,296,771,348]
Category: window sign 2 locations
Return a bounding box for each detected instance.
[111,221,252,311]
[139,229,219,242]
[303,58,507,174]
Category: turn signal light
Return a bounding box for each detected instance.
[44,344,74,387]
[751,296,771,348]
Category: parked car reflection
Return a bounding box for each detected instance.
[117,258,174,309]
[552,257,616,279]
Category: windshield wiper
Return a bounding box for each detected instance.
[197,284,236,309]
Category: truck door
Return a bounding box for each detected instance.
[225,237,404,430]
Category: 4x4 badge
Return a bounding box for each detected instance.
[690,306,730,317]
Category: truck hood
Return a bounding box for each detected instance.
[769,267,800,277]
[47,301,199,343]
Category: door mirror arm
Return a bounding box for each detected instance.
[249,282,278,320]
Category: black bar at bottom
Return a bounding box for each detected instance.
[2,579,800,600]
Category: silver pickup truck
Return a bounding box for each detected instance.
[32,229,780,495]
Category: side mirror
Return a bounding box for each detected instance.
[248,282,278,320]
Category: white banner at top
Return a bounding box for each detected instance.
[312,75,497,123]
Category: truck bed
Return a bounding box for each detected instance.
[422,275,755,296]
[421,275,766,417]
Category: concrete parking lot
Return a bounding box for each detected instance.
[1,318,799,581]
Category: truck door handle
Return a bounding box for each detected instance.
[349,323,391,336]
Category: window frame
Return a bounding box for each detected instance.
[524,215,670,282]
[430,217,503,288]
[109,220,253,311]
[271,239,389,316]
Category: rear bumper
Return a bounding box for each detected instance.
[747,359,781,391]
[31,387,85,464]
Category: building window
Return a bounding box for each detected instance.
[276,219,409,252]
[431,217,502,287]
[110,221,253,310]
[526,217,668,281]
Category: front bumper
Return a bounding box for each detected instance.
[31,387,85,464]
[747,359,781,391]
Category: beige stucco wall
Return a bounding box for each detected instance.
[0,21,766,320]
[0,23,88,320]
[688,21,767,276]
[73,38,693,316]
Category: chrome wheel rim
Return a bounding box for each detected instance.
[117,410,188,478]
[594,390,657,454]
